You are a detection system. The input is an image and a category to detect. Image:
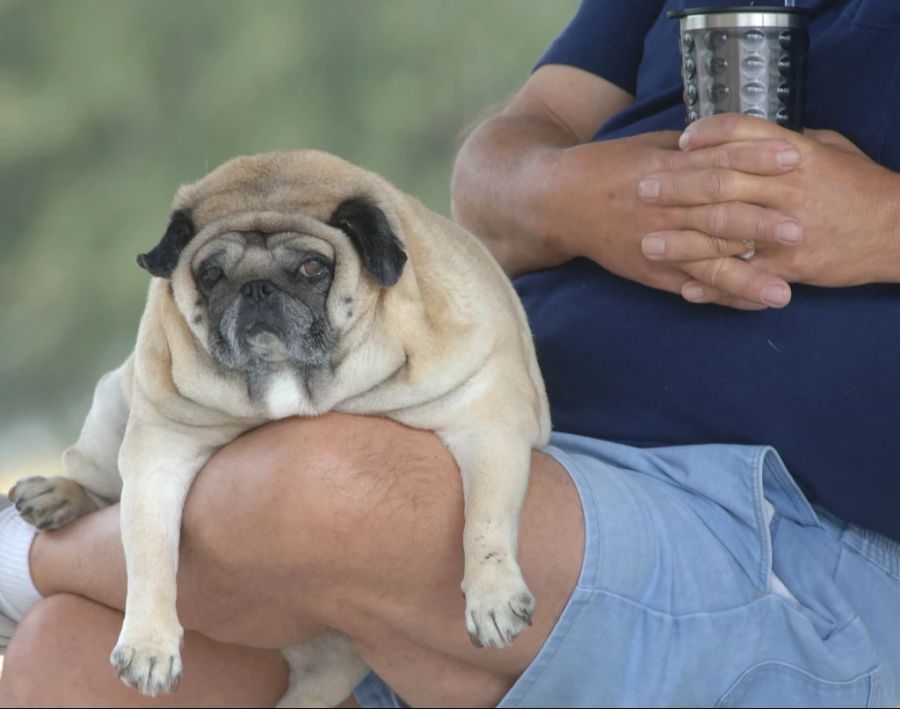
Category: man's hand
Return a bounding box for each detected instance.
[452,65,799,308]
[453,67,900,311]
[536,129,803,309]
[638,114,900,306]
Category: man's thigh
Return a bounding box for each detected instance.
[183,414,586,706]
[343,445,585,708]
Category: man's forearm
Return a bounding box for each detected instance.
[451,111,576,276]
[451,65,635,277]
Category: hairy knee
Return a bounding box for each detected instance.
[181,413,458,571]
[2,595,93,703]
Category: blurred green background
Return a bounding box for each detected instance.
[0,0,577,485]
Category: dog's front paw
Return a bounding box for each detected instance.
[462,563,535,649]
[10,476,87,530]
[110,628,183,696]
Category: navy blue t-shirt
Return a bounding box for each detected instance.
[515,0,900,539]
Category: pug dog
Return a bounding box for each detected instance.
[10,150,550,706]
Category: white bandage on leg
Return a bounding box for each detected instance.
[0,503,42,623]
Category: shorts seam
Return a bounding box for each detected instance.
[715,660,880,708]
[869,666,883,707]
[760,449,822,529]
[576,586,776,619]
[752,447,771,593]
[841,536,900,582]
[541,443,600,589]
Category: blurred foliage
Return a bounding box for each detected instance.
[0,0,577,461]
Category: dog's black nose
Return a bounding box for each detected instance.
[240,280,275,303]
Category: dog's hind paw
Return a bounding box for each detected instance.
[10,476,93,530]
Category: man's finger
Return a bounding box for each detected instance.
[680,280,769,311]
[638,168,781,207]
[643,230,750,262]
[656,139,801,175]
[682,257,792,308]
[679,113,805,151]
[671,202,803,246]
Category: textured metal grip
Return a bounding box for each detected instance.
[673,7,809,130]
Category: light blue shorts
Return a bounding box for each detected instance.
[355,433,900,707]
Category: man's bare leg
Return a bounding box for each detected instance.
[1,594,288,708]
[0,414,584,707]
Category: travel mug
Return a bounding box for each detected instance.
[670,5,809,129]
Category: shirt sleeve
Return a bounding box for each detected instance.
[534,0,665,95]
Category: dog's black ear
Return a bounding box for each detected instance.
[136,209,196,278]
[329,198,407,287]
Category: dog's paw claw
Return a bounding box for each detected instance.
[110,640,182,696]
[464,570,535,649]
[509,595,534,626]
[466,614,485,648]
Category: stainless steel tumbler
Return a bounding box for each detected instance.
[670,6,809,129]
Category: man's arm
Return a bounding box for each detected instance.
[451,65,633,276]
[452,65,801,309]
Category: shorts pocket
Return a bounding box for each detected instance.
[716,662,879,708]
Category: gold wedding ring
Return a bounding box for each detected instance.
[738,240,756,261]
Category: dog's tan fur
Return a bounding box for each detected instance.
[11,150,550,706]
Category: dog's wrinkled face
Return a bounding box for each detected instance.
[190,231,336,372]
[135,151,411,390]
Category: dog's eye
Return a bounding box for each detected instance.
[298,258,327,279]
[199,266,223,288]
